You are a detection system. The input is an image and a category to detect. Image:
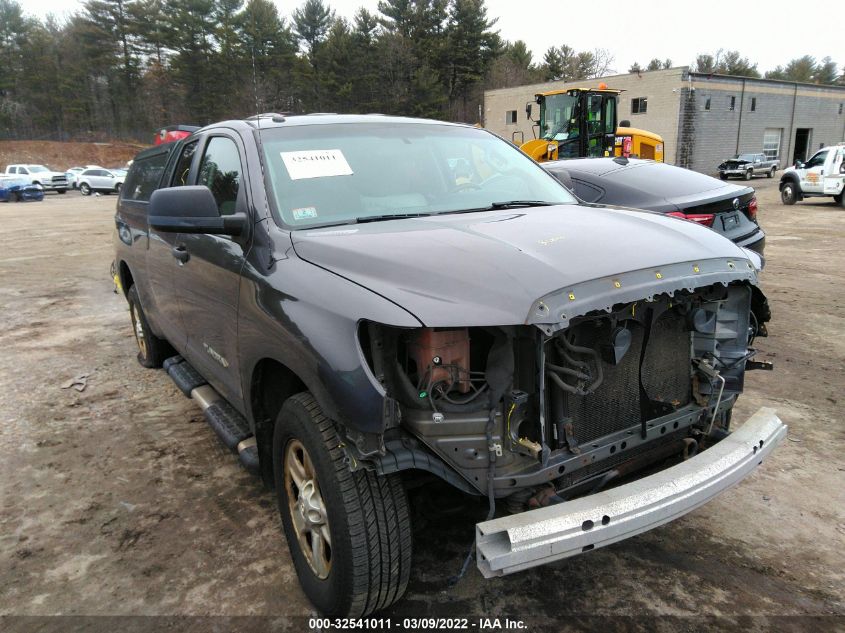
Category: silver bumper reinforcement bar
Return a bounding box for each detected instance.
[476,407,786,578]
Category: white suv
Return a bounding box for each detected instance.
[77,168,125,196]
[779,144,845,206]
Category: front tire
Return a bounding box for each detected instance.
[781,182,797,205]
[126,285,171,368]
[274,393,412,617]
[744,169,753,181]
[79,183,91,196]
[719,173,728,180]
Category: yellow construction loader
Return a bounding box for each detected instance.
[517,84,664,163]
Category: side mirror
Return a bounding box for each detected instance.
[149,186,246,236]
[794,160,803,169]
[525,101,533,120]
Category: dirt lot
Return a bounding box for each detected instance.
[0,141,144,172]
[0,181,843,632]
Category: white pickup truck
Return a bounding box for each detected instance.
[4,164,68,193]
[779,144,845,206]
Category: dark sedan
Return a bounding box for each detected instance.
[543,157,765,256]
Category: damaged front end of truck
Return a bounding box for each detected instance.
[350,255,784,577]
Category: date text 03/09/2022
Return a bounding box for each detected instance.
[308,617,528,630]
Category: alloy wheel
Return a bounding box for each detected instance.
[284,439,331,579]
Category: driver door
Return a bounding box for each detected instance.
[173,133,251,405]
[800,149,828,194]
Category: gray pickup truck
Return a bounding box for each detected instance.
[718,153,778,180]
[113,114,785,617]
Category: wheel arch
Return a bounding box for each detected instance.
[117,260,134,298]
[249,358,309,487]
[779,172,799,188]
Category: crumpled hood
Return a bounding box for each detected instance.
[292,205,752,326]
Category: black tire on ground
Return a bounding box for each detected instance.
[79,183,91,196]
[781,182,797,206]
[719,173,728,180]
[126,285,171,368]
[115,183,122,194]
[836,192,845,207]
[744,169,753,181]
[57,189,67,194]
[273,392,412,617]
[767,167,775,178]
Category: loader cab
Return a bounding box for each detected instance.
[521,88,618,162]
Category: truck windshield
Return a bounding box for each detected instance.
[259,122,576,229]
[540,93,579,141]
[735,154,757,161]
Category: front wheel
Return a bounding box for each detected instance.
[126,285,171,368]
[781,182,797,205]
[744,169,753,181]
[835,192,844,206]
[274,393,412,617]
[719,173,728,180]
[79,183,91,196]
[57,189,67,194]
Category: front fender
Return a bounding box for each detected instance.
[237,234,421,435]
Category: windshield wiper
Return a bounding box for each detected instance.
[354,212,434,223]
[487,200,556,209]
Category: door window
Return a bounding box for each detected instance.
[198,137,242,215]
[122,151,170,202]
[172,141,198,186]
[805,150,828,169]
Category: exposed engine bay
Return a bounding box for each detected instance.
[358,281,771,511]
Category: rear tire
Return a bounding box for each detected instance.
[273,392,412,617]
[57,189,67,194]
[836,192,845,207]
[127,285,171,368]
[781,182,797,206]
[767,167,775,178]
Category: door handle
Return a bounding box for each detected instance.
[172,244,190,263]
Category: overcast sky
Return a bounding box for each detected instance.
[20,0,845,74]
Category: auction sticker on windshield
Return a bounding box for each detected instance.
[281,149,353,180]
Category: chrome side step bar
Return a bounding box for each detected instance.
[163,356,259,475]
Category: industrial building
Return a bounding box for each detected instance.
[484,67,845,173]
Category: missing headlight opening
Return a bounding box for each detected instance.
[360,281,768,509]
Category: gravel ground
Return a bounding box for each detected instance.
[0,180,843,632]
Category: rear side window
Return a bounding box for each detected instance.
[572,178,604,203]
[197,137,242,215]
[121,152,170,202]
